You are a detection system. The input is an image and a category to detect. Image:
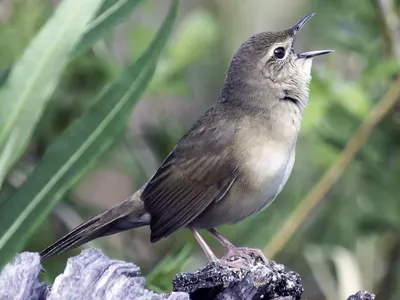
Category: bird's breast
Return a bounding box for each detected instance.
[234,117,298,189]
[239,140,292,187]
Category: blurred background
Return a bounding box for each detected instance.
[0,0,399,299]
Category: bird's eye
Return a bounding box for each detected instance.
[273,47,286,59]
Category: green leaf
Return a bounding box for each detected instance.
[0,68,11,88]
[72,0,145,58]
[167,9,218,72]
[0,0,178,268]
[148,9,218,92]
[0,0,105,187]
[146,244,192,293]
[335,84,371,118]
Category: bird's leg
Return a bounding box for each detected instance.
[190,226,217,261]
[190,226,249,270]
[208,228,269,265]
[208,228,251,261]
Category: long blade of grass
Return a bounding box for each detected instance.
[0,0,105,187]
[0,68,10,88]
[0,0,178,269]
[72,0,146,58]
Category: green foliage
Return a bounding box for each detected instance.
[145,244,192,293]
[0,0,48,68]
[0,0,104,187]
[0,0,178,268]
[72,0,146,58]
[0,68,10,88]
[163,10,219,76]
[148,9,219,94]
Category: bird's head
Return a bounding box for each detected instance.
[222,13,332,109]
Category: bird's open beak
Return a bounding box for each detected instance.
[292,13,334,59]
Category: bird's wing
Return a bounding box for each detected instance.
[142,106,238,242]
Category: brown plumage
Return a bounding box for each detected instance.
[40,13,332,264]
[142,105,238,242]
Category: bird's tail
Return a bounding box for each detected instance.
[40,189,150,261]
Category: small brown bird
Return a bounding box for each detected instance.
[40,13,332,266]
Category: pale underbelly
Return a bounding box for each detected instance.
[192,151,295,229]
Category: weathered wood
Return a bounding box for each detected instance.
[173,256,303,300]
[0,249,375,300]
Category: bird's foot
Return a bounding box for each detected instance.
[211,247,253,271]
[216,256,251,271]
[223,246,269,266]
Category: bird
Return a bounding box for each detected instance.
[40,13,332,267]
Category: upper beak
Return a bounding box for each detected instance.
[292,13,334,59]
[292,13,315,35]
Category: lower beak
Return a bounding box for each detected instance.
[297,50,334,59]
[291,14,334,59]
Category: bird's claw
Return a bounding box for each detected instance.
[217,256,251,271]
[223,246,270,266]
